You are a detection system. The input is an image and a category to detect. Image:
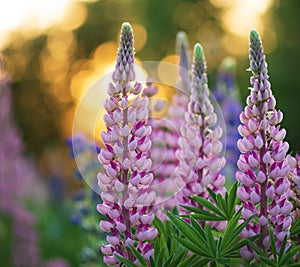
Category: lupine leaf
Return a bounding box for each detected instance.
[219,209,242,251]
[184,213,225,221]
[190,218,208,245]
[222,234,260,256]
[216,193,228,217]
[190,257,210,267]
[168,250,188,267]
[163,254,174,267]
[287,263,300,267]
[177,255,199,267]
[153,216,166,237]
[227,182,240,217]
[269,228,278,261]
[115,254,137,267]
[167,212,204,247]
[155,247,165,267]
[129,245,148,266]
[205,224,216,257]
[207,188,217,203]
[279,234,288,259]
[259,256,277,266]
[150,256,155,267]
[176,236,211,257]
[154,236,160,260]
[290,216,300,237]
[190,196,226,217]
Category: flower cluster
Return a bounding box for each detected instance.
[97,23,157,265]
[175,43,226,223]
[237,29,293,258]
[93,22,300,265]
[214,57,242,181]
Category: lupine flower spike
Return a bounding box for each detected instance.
[214,57,242,181]
[97,22,157,265]
[237,29,293,259]
[175,44,226,230]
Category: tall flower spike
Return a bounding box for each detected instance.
[214,57,242,181]
[175,44,226,230]
[98,23,156,266]
[237,29,293,259]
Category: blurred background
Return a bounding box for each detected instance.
[0,0,299,266]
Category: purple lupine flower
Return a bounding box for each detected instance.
[0,55,41,267]
[237,29,293,258]
[175,44,226,228]
[12,206,40,267]
[214,57,242,181]
[67,134,103,263]
[97,23,157,265]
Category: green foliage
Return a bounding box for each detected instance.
[290,216,300,238]
[181,182,241,222]
[116,207,189,267]
[246,228,300,267]
[167,207,259,266]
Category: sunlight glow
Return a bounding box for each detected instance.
[0,0,85,48]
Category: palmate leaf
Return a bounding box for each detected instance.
[218,208,242,252]
[189,196,226,218]
[181,207,225,221]
[167,209,259,265]
[166,212,208,250]
[227,181,241,217]
[205,224,217,257]
[175,236,212,257]
[177,255,206,267]
[246,237,300,267]
[290,216,300,236]
[152,214,189,267]
[185,182,241,222]
[167,250,188,267]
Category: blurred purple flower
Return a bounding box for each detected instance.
[214,57,242,181]
[0,56,41,267]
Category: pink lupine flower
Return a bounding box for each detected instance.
[97,23,156,265]
[237,29,293,258]
[175,43,226,222]
[145,32,192,215]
